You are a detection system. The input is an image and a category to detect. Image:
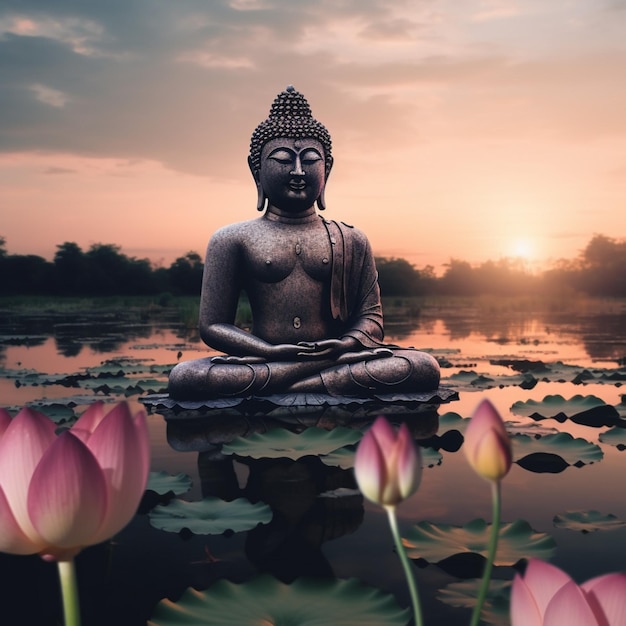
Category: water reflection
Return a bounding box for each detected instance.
[197,454,363,582]
[2,302,626,625]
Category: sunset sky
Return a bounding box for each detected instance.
[1,0,625,275]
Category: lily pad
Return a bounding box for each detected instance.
[149,496,272,535]
[28,402,77,424]
[402,518,556,565]
[86,357,154,376]
[446,370,497,390]
[319,443,442,470]
[221,427,362,461]
[319,445,357,469]
[553,510,626,533]
[491,359,550,373]
[148,575,410,625]
[599,427,626,450]
[146,471,193,496]
[418,446,443,467]
[513,432,603,470]
[511,394,619,426]
[437,579,511,625]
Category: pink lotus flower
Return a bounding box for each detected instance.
[0,402,150,562]
[511,558,626,626]
[354,416,422,508]
[464,399,512,482]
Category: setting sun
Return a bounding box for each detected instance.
[510,239,534,260]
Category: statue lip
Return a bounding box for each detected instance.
[288,180,306,190]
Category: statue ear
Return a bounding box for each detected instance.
[248,156,267,212]
[325,155,334,181]
[317,155,333,211]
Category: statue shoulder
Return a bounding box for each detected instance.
[209,218,264,245]
[323,218,371,247]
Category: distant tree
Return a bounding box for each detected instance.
[168,251,204,295]
[85,243,156,295]
[582,234,626,267]
[376,257,424,296]
[439,259,477,296]
[0,254,54,294]
[54,242,88,294]
[579,234,626,296]
[474,258,537,295]
[419,265,438,293]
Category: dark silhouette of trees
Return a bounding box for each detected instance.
[376,257,421,296]
[167,252,204,295]
[439,259,476,295]
[1,233,626,298]
[541,234,626,297]
[54,242,89,294]
[1,253,53,294]
[579,234,626,296]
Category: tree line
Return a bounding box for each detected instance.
[1,234,625,298]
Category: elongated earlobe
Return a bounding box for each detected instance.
[317,155,333,211]
[256,183,267,211]
[248,155,266,211]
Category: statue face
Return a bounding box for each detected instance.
[259,138,326,212]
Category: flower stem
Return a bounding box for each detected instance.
[470,480,501,626]
[57,559,81,626]
[385,506,423,626]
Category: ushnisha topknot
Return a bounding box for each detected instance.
[249,85,332,172]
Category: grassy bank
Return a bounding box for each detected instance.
[2,294,624,331]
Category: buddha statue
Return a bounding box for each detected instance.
[168,86,440,400]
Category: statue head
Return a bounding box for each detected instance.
[249,86,333,211]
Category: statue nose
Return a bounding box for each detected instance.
[290,157,305,176]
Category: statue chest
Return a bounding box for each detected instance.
[242,230,333,283]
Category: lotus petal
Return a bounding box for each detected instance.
[582,573,626,625]
[86,404,150,541]
[28,433,108,549]
[0,484,41,554]
[543,580,598,625]
[0,408,56,542]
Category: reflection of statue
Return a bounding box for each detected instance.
[168,86,440,400]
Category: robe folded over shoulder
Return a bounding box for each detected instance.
[322,218,388,349]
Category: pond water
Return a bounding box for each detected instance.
[1,301,626,625]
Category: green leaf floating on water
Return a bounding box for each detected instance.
[511,394,619,426]
[148,575,410,626]
[402,518,556,565]
[437,579,511,626]
[439,411,466,431]
[320,442,442,470]
[29,402,77,424]
[221,426,362,461]
[553,510,626,532]
[149,496,272,535]
[319,444,357,469]
[599,427,626,449]
[446,370,497,390]
[512,432,603,470]
[146,471,193,496]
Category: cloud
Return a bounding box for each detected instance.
[44,166,76,174]
[0,0,624,183]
